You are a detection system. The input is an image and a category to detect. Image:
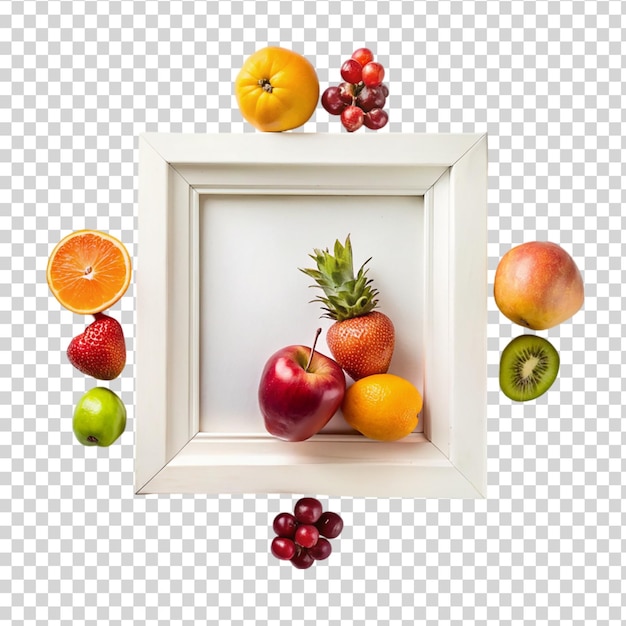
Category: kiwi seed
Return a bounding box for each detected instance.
[499,335,560,402]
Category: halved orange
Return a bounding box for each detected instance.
[46,230,132,315]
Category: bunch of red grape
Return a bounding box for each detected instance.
[270,497,344,569]
[321,47,389,132]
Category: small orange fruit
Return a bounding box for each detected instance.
[46,230,132,315]
[341,373,423,441]
[235,46,319,132]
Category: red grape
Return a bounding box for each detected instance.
[273,512,298,538]
[341,105,364,132]
[321,86,347,116]
[294,497,323,524]
[309,537,332,560]
[355,85,386,112]
[295,524,319,549]
[315,511,344,538]
[363,108,388,130]
[337,82,355,105]
[319,48,389,132]
[271,536,296,560]
[290,546,315,569]
[362,61,385,87]
[340,58,363,84]
[271,499,344,567]
[352,47,374,67]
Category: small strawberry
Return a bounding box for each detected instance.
[300,235,395,381]
[67,313,126,380]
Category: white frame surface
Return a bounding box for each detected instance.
[136,133,488,498]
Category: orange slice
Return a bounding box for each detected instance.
[46,230,132,315]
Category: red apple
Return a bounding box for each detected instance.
[259,329,346,442]
[494,241,584,330]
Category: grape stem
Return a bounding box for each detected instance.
[304,328,322,372]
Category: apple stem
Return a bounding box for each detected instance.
[304,328,322,373]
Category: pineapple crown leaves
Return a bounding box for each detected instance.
[299,235,380,322]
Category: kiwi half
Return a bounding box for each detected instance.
[499,335,560,402]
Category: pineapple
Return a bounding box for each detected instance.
[300,235,395,381]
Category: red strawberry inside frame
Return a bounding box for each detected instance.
[300,235,395,381]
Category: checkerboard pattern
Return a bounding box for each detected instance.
[3,1,625,624]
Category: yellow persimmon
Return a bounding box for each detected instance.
[234,46,319,132]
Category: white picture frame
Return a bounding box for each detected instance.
[135,132,488,498]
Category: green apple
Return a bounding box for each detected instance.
[73,387,126,447]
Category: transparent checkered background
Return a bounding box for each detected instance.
[2,1,625,624]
